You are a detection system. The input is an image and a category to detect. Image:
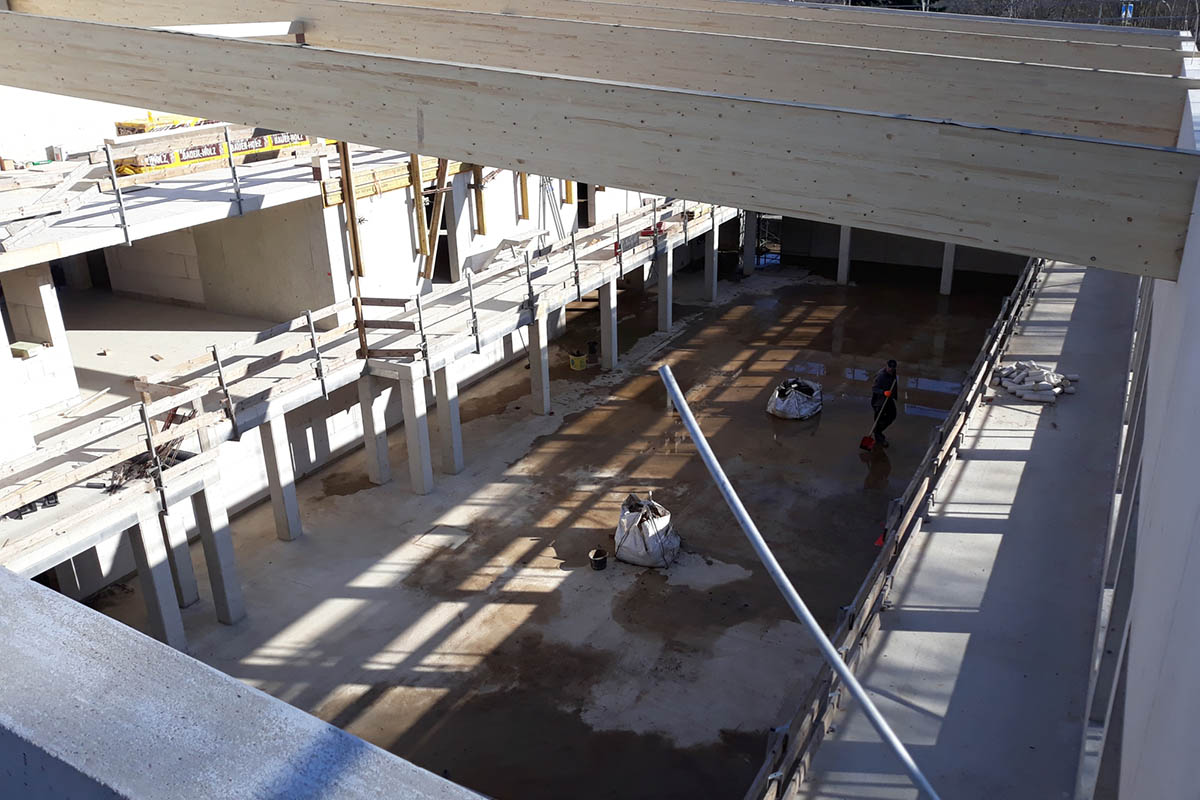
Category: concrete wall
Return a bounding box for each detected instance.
[195,197,336,322]
[104,228,205,306]
[0,87,154,163]
[781,218,1025,275]
[1121,90,1200,799]
[0,262,79,417]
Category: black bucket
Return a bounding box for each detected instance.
[589,547,608,570]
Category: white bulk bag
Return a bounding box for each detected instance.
[614,493,679,568]
[766,378,823,420]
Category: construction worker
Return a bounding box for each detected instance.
[871,359,899,447]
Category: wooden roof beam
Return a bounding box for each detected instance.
[6,0,1195,144]
[9,0,1190,74]
[0,11,1195,279]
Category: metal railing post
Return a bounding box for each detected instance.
[103,143,132,246]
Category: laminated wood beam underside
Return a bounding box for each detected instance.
[14,0,1191,74]
[0,10,1196,278]
[15,0,1195,146]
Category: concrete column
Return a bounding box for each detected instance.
[445,173,473,283]
[59,253,92,290]
[396,363,434,495]
[260,416,303,541]
[128,514,187,651]
[742,211,758,277]
[190,478,246,625]
[624,264,647,293]
[657,246,675,332]
[0,329,34,465]
[703,227,719,302]
[357,374,392,486]
[940,242,957,296]
[434,363,464,475]
[529,314,551,415]
[837,225,852,285]
[599,278,618,371]
[0,263,68,347]
[159,510,199,609]
[314,154,356,330]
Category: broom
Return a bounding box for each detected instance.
[859,378,897,452]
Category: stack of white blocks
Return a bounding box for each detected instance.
[993,360,1079,404]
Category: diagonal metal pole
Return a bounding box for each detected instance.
[657,364,941,800]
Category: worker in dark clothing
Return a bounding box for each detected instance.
[871,359,899,447]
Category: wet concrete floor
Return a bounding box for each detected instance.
[94,260,1012,799]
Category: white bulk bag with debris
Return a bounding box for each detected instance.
[766,378,823,420]
[614,493,679,568]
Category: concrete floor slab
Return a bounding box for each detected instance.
[798,264,1136,800]
[92,265,1012,798]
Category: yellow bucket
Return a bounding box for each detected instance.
[569,352,588,371]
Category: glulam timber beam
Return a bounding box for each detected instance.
[9,0,1189,75]
[7,1,1194,144]
[0,12,1195,279]
[579,0,1193,48]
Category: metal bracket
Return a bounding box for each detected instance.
[305,309,328,399]
[682,199,689,242]
[137,403,169,510]
[210,345,240,441]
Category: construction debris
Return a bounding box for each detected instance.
[993,360,1078,404]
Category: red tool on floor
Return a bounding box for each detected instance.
[859,378,898,452]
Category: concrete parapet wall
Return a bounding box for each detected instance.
[0,566,480,800]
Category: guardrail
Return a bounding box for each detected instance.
[0,299,354,519]
[744,255,1045,800]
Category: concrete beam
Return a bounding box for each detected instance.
[434,363,464,475]
[703,227,718,302]
[529,314,551,415]
[158,509,198,609]
[941,242,957,296]
[0,14,1192,278]
[190,477,245,626]
[357,373,392,485]
[395,363,434,495]
[260,416,303,541]
[127,513,187,651]
[837,226,852,285]
[657,245,675,332]
[599,278,618,370]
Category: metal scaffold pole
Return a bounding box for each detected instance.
[657,364,942,800]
